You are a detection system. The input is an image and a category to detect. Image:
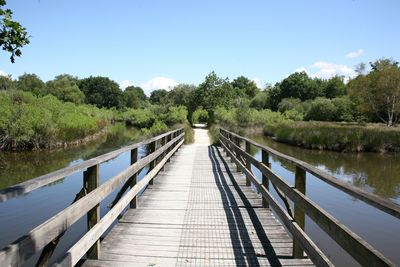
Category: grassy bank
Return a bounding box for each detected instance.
[265,121,400,152]
[0,91,112,150]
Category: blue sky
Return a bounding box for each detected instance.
[1,0,399,94]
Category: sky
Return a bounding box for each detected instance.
[1,0,400,95]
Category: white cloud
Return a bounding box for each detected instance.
[120,80,134,90]
[0,70,7,77]
[141,77,178,96]
[345,49,364,59]
[251,77,262,88]
[293,62,356,83]
[310,61,356,80]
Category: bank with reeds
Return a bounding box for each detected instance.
[265,121,400,152]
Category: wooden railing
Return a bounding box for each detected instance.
[0,128,184,267]
[219,128,399,267]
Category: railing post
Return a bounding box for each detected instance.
[245,141,252,186]
[235,137,241,172]
[230,136,235,163]
[149,140,156,185]
[83,165,100,259]
[130,148,138,208]
[160,136,166,171]
[167,133,172,162]
[262,149,270,208]
[293,166,306,258]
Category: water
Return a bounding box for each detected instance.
[0,123,147,266]
[249,134,400,266]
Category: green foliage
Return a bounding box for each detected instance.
[231,76,259,98]
[16,73,46,96]
[267,121,400,152]
[304,97,337,121]
[192,107,209,124]
[46,76,85,104]
[0,91,110,150]
[142,120,168,136]
[0,75,15,90]
[162,106,188,125]
[0,0,30,63]
[79,76,123,108]
[123,86,147,108]
[167,84,194,107]
[250,91,269,110]
[208,124,220,145]
[149,89,168,105]
[183,123,194,144]
[277,98,302,113]
[348,58,400,126]
[279,72,322,101]
[119,108,156,128]
[323,76,346,98]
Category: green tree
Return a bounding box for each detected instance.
[250,91,269,110]
[231,76,259,98]
[0,74,15,90]
[46,76,85,104]
[16,73,45,96]
[277,97,302,113]
[149,89,168,105]
[323,76,346,99]
[0,0,30,63]
[79,76,123,108]
[349,59,400,126]
[191,107,209,124]
[123,86,147,108]
[167,84,194,107]
[304,97,337,121]
[279,72,322,101]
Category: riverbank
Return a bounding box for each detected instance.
[264,121,400,152]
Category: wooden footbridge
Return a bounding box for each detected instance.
[0,127,399,266]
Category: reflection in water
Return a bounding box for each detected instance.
[250,135,400,204]
[0,123,142,189]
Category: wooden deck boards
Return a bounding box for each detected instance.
[83,137,313,266]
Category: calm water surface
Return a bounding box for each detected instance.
[249,134,400,266]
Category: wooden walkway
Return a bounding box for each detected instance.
[84,129,314,267]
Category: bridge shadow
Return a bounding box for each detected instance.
[208,146,282,267]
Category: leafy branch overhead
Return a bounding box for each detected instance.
[0,0,29,63]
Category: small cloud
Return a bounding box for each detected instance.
[251,77,262,88]
[0,70,7,77]
[141,76,178,96]
[345,49,364,59]
[120,80,134,90]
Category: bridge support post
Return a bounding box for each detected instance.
[293,166,306,258]
[235,137,241,172]
[245,141,252,186]
[149,141,156,185]
[84,164,100,259]
[130,148,138,209]
[261,149,270,208]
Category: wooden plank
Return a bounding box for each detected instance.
[0,128,183,202]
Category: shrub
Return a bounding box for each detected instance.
[192,107,209,124]
[304,97,337,121]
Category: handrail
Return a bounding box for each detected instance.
[0,128,184,267]
[219,128,396,266]
[220,128,400,219]
[0,128,182,202]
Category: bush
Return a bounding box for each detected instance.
[192,107,209,124]
[304,97,337,121]
[142,120,169,137]
[163,106,188,125]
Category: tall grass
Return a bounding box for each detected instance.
[266,121,400,152]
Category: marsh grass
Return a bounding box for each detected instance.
[266,121,400,152]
